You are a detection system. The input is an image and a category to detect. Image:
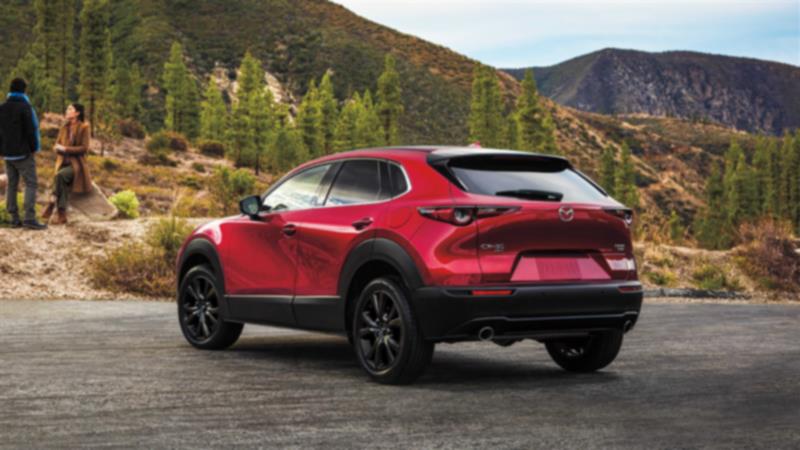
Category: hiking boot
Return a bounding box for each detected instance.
[51,209,68,225]
[22,219,47,230]
[9,217,22,228]
[41,202,55,221]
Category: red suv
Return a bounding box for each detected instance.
[176,147,642,384]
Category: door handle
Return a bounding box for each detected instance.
[282,224,297,236]
[352,217,373,230]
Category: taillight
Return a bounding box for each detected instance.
[418,206,519,226]
[604,208,634,226]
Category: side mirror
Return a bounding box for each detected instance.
[239,195,265,219]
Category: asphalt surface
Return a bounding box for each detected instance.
[1,300,798,449]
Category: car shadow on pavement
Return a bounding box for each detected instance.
[228,334,622,389]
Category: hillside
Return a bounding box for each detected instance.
[505,48,800,135]
[3,0,522,145]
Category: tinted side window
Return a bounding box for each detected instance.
[388,162,408,196]
[326,160,380,206]
[263,164,331,211]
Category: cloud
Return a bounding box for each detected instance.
[332,0,800,66]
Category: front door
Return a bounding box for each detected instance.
[222,163,335,326]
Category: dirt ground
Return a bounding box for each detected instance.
[0,219,184,301]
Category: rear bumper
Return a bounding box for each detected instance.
[411,281,643,342]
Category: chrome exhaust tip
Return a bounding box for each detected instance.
[478,326,495,341]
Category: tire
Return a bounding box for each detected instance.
[351,277,434,384]
[178,264,243,350]
[545,330,623,372]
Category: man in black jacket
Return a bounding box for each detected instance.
[0,78,46,229]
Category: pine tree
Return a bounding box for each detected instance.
[468,65,503,147]
[249,90,274,175]
[33,0,77,112]
[501,112,519,150]
[296,79,324,157]
[317,72,339,154]
[667,210,684,244]
[227,100,251,167]
[162,41,199,138]
[696,163,732,249]
[236,51,264,101]
[333,94,360,152]
[355,90,385,149]
[6,48,55,112]
[722,140,748,227]
[599,145,617,196]
[273,123,308,173]
[515,69,559,154]
[752,138,777,217]
[110,61,143,120]
[614,143,639,208]
[79,0,111,136]
[376,54,403,145]
[199,81,228,142]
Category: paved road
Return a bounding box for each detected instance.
[1,300,798,449]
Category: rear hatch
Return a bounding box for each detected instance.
[430,150,636,284]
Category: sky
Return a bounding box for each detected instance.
[332,0,800,68]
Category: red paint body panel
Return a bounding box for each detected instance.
[179,147,638,304]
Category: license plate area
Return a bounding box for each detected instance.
[510,255,610,282]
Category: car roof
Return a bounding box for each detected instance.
[306,146,568,164]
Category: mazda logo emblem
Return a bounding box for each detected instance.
[558,206,574,222]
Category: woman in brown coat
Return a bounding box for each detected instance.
[42,103,93,225]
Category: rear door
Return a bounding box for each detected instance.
[446,154,636,284]
[291,159,391,330]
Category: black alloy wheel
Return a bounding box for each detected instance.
[357,287,404,371]
[352,277,434,384]
[178,265,243,349]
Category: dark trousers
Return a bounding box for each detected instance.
[4,155,38,221]
[54,165,74,210]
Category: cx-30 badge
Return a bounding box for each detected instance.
[558,206,574,222]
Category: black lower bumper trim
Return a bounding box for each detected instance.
[411,281,643,341]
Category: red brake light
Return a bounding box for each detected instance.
[418,206,519,226]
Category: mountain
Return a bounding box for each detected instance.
[504,48,800,135]
[2,0,520,145]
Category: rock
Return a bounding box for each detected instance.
[68,183,118,222]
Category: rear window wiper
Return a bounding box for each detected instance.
[494,189,563,201]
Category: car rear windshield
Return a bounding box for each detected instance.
[448,155,608,203]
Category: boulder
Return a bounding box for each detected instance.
[67,183,118,222]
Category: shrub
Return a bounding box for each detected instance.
[165,132,189,152]
[117,119,145,139]
[198,140,226,158]
[89,242,173,297]
[691,262,740,291]
[644,268,676,287]
[191,162,205,173]
[109,190,140,219]
[145,216,194,263]
[179,175,203,189]
[736,220,800,292]
[208,166,256,215]
[101,158,119,171]
[89,217,194,298]
[146,132,171,154]
[172,192,214,218]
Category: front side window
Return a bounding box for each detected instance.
[326,160,381,206]
[263,164,331,212]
